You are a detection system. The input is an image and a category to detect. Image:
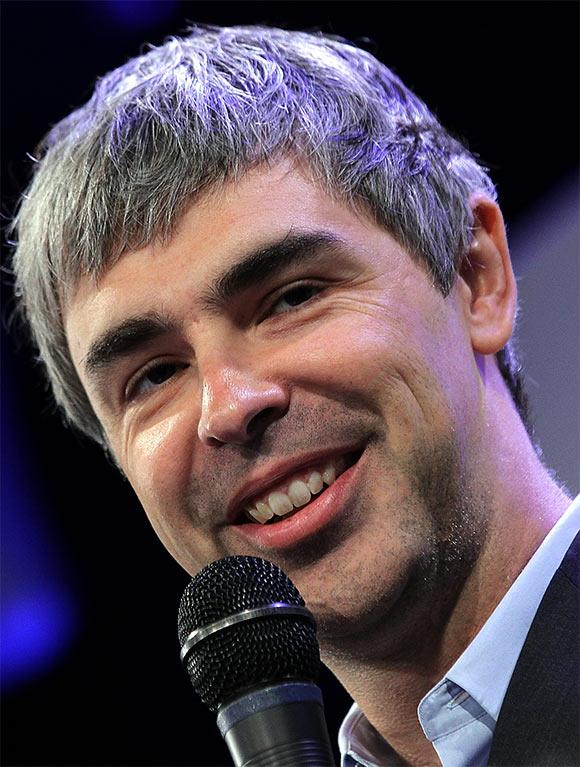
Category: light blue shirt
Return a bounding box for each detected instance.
[339,495,580,767]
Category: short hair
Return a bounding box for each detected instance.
[10,24,531,449]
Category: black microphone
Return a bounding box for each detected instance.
[177,556,336,766]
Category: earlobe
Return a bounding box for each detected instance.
[459,195,517,355]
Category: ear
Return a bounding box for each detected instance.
[458,195,518,355]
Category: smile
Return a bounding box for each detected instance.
[243,455,353,524]
[230,448,365,551]
[235,451,360,527]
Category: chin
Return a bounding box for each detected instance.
[293,542,418,647]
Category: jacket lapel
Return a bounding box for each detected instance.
[488,531,580,766]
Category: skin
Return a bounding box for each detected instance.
[65,160,570,764]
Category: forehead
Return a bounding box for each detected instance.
[63,160,408,357]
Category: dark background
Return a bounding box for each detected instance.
[2,2,578,766]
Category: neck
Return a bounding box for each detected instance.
[321,370,571,765]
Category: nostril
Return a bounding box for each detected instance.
[246,406,285,439]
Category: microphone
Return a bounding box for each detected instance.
[177,556,336,766]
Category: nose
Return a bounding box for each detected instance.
[197,365,289,445]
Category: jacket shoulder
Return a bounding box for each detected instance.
[489,530,580,766]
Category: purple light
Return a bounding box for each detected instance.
[1,585,76,688]
[1,375,78,690]
[102,0,178,29]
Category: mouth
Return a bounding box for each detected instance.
[231,450,362,527]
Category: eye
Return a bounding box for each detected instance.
[268,283,323,316]
[126,361,187,401]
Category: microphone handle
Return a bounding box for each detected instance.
[216,682,336,767]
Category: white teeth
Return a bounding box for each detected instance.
[322,464,336,485]
[307,471,323,494]
[268,491,294,516]
[245,460,343,524]
[256,501,273,519]
[247,501,274,524]
[287,480,311,507]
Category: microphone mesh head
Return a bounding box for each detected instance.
[177,556,320,712]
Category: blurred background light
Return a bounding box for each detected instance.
[1,378,78,690]
[99,0,179,30]
[1,585,76,689]
[511,172,580,496]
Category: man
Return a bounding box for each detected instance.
[11,25,579,766]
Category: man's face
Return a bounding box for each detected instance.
[65,161,486,648]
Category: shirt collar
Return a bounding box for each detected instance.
[339,704,400,766]
[338,494,580,763]
[443,494,580,721]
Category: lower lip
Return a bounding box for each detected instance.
[231,453,364,551]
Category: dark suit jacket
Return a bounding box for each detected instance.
[489,530,580,766]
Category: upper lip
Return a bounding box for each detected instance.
[226,445,361,523]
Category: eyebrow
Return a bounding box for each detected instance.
[83,313,177,382]
[202,230,343,309]
[82,230,344,385]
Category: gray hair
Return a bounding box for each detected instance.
[10,24,530,449]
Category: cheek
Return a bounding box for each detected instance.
[294,311,403,388]
[122,410,220,572]
[296,308,430,413]
[311,305,479,452]
[421,310,482,433]
[124,410,197,525]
